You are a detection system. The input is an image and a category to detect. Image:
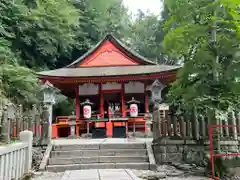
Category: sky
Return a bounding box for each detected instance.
[122,0,162,16]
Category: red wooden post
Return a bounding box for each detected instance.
[208,125,215,179]
[144,83,149,113]
[75,85,80,136]
[121,83,125,117]
[75,86,80,119]
[99,84,104,116]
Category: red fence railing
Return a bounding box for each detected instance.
[208,124,240,180]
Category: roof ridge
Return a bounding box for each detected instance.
[62,64,181,70]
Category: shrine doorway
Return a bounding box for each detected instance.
[103,92,121,118]
[103,91,126,138]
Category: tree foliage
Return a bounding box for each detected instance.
[0,0,80,104]
[0,0,135,109]
[129,10,178,65]
[130,13,162,63]
[163,0,240,112]
[16,0,80,69]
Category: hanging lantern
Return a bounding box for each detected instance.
[83,105,91,119]
[130,104,138,117]
[127,97,140,117]
[81,99,94,119]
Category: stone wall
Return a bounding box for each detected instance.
[153,139,240,166]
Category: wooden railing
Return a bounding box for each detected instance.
[153,110,240,140]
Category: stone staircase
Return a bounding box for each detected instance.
[46,142,151,172]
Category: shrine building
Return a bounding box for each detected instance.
[37,34,180,138]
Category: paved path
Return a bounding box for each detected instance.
[32,169,141,180]
[61,169,140,180]
[32,169,208,180]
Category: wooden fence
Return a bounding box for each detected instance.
[153,109,240,140]
[0,103,49,145]
[0,131,33,180]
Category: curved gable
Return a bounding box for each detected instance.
[79,40,138,67]
[67,34,156,68]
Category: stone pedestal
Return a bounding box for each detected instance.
[67,115,78,139]
[146,121,153,137]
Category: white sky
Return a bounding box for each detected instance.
[123,0,162,15]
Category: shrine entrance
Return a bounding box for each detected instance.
[103,92,121,118]
[103,91,127,138]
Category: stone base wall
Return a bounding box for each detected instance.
[153,139,240,166]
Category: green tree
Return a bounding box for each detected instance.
[163,0,240,112]
[129,7,179,65]
[0,37,39,104]
[130,13,164,63]
[0,0,79,104]
[69,0,131,67]
[0,0,134,110]
[15,0,80,69]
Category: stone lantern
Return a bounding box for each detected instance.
[40,81,58,140]
[147,80,165,109]
[147,80,165,139]
[42,81,56,105]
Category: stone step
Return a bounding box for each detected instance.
[48,156,149,165]
[99,143,146,150]
[51,149,147,157]
[47,162,149,172]
[53,143,146,151]
[53,144,99,151]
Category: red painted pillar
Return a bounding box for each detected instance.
[144,83,149,113]
[144,83,149,136]
[99,83,104,117]
[121,82,128,137]
[121,83,126,117]
[75,85,80,136]
[75,85,80,119]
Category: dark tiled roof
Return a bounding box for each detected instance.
[37,65,180,78]
[66,34,156,67]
